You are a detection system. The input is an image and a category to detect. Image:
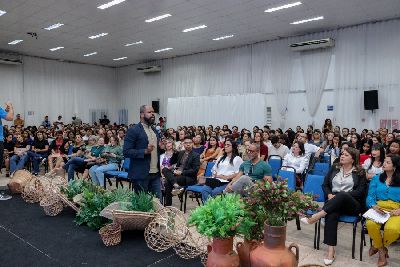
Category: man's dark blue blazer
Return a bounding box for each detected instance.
[123,123,160,181]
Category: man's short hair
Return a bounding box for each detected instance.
[249,141,260,152]
[270,135,280,145]
[140,105,147,113]
[184,135,193,141]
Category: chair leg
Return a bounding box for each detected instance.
[360,226,364,261]
[313,222,317,249]
[183,190,188,213]
[317,220,321,250]
[296,216,301,230]
[352,222,357,259]
[195,193,201,206]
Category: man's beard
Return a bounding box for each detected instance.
[144,116,155,125]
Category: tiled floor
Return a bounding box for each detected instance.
[1,170,399,266]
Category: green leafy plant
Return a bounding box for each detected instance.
[74,186,112,230]
[126,191,155,212]
[239,178,319,239]
[188,194,245,238]
[109,188,135,203]
[60,180,94,200]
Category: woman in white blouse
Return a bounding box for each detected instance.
[282,141,309,187]
[200,139,243,202]
[362,144,385,181]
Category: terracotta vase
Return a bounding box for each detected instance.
[236,239,259,267]
[250,224,299,267]
[207,237,240,267]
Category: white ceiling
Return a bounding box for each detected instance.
[0,0,399,67]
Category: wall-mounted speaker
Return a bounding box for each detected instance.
[152,101,160,114]
[364,90,378,110]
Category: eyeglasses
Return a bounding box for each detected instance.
[247,149,257,153]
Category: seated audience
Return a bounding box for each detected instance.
[224,142,272,195]
[3,134,15,177]
[301,147,366,265]
[359,139,373,165]
[254,132,268,161]
[48,131,68,171]
[27,131,49,175]
[198,136,221,176]
[10,134,31,175]
[200,139,243,202]
[350,133,362,150]
[309,130,324,147]
[282,141,309,187]
[162,136,200,206]
[362,144,385,181]
[268,135,290,159]
[387,139,400,156]
[365,155,400,267]
[192,134,205,155]
[90,136,123,187]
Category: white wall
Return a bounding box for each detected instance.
[0,56,117,126]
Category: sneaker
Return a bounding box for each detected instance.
[172,187,184,196]
[0,192,12,201]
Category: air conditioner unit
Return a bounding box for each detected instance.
[0,52,23,65]
[136,65,161,73]
[290,38,335,52]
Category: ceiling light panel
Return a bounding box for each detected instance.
[8,40,23,45]
[97,0,126,10]
[44,23,64,30]
[49,46,64,51]
[113,56,127,61]
[0,10,6,16]
[88,33,108,39]
[154,48,173,53]
[265,2,302,13]
[182,25,207,33]
[291,16,324,25]
[125,41,143,46]
[84,52,97,57]
[213,35,234,41]
[145,14,171,23]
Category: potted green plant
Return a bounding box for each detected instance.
[188,194,244,267]
[238,178,319,267]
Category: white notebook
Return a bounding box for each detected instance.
[363,208,390,224]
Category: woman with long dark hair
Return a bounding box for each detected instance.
[366,155,400,267]
[198,136,221,176]
[362,144,385,181]
[359,139,373,165]
[200,139,243,202]
[350,133,362,150]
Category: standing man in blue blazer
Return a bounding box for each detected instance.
[123,105,161,200]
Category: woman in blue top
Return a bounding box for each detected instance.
[365,155,400,267]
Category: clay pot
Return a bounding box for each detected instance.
[236,239,259,267]
[207,237,239,267]
[250,224,299,267]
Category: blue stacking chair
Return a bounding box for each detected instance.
[268,155,283,180]
[183,162,216,213]
[323,154,331,166]
[309,162,330,176]
[104,158,131,189]
[303,174,325,249]
[277,166,296,191]
[337,214,361,259]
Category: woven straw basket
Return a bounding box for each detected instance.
[40,194,64,216]
[21,177,44,203]
[8,170,32,194]
[99,223,121,246]
[111,198,163,231]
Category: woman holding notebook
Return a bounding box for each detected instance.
[365,155,400,267]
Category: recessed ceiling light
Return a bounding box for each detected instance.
[125,41,143,46]
[113,56,127,61]
[212,35,234,41]
[182,25,207,33]
[49,46,64,51]
[0,10,6,16]
[84,52,97,57]
[154,48,173,53]
[290,16,324,25]
[145,14,171,23]
[44,23,64,30]
[8,40,23,45]
[88,33,109,39]
[97,0,126,10]
[265,2,302,13]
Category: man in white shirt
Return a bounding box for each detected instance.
[268,135,289,159]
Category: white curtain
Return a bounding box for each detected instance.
[167,94,266,130]
[0,64,23,126]
[300,48,332,122]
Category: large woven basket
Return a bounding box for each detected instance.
[58,193,80,212]
[111,198,163,231]
[40,194,64,216]
[21,177,44,203]
[8,170,32,194]
[99,223,121,246]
